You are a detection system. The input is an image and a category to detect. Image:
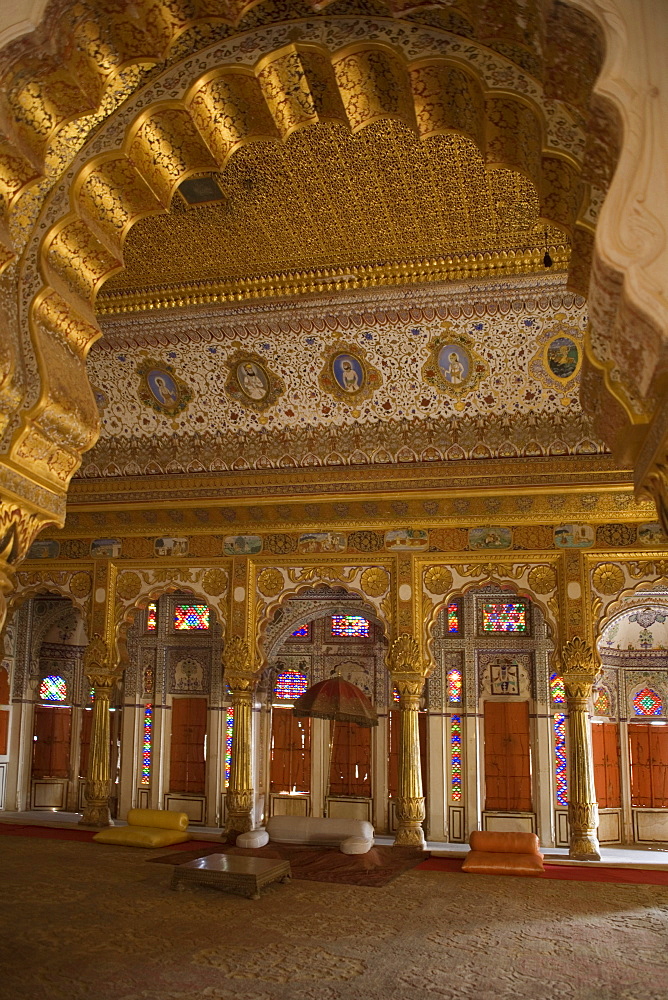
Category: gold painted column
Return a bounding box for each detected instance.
[388,634,428,848]
[562,637,602,860]
[80,636,124,827]
[223,636,258,837]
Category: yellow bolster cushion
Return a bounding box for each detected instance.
[127,808,189,831]
[93,826,191,848]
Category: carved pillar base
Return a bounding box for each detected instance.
[568,803,601,860]
[225,788,255,837]
[394,796,426,848]
[79,779,112,827]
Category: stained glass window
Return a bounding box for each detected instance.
[141,704,152,785]
[633,687,663,716]
[482,601,527,632]
[331,615,370,638]
[447,667,462,704]
[593,688,610,716]
[174,604,209,630]
[274,670,308,701]
[291,623,309,638]
[554,713,568,806]
[146,602,157,630]
[550,672,565,704]
[225,707,234,787]
[39,675,67,702]
[451,715,462,801]
[392,686,400,703]
[447,602,459,633]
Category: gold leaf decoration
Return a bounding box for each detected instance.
[424,565,453,595]
[257,567,284,597]
[591,562,625,596]
[115,571,142,600]
[202,567,228,596]
[69,571,92,598]
[360,566,389,597]
[528,565,557,595]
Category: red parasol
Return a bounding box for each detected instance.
[292,676,378,728]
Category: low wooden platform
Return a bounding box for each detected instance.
[170,853,291,899]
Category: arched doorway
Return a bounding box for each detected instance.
[262,586,391,831]
[430,584,557,845]
[2,594,94,814]
[597,605,668,845]
[120,591,224,827]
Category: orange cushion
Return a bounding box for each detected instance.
[462,850,545,877]
[469,830,541,855]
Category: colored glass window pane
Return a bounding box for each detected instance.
[141,704,152,785]
[39,675,67,702]
[174,604,209,630]
[147,603,157,630]
[482,601,527,632]
[331,615,369,638]
[593,689,610,716]
[291,623,309,637]
[550,672,565,704]
[633,687,663,716]
[275,670,308,701]
[89,686,95,703]
[392,686,400,703]
[451,715,462,801]
[447,668,462,704]
[225,707,234,787]
[554,713,568,806]
[447,602,459,633]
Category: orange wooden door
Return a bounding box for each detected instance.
[629,724,668,808]
[484,701,532,812]
[32,706,72,778]
[329,720,371,797]
[270,708,311,793]
[170,697,207,795]
[592,723,621,808]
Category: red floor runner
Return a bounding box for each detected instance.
[0,824,96,841]
[417,856,668,886]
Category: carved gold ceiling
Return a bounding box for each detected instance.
[99,120,567,309]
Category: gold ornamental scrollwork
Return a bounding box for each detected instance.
[591,562,625,596]
[287,566,357,585]
[459,562,524,580]
[423,565,453,596]
[360,566,389,598]
[202,567,228,596]
[223,635,258,691]
[115,571,142,600]
[527,564,557,595]
[627,559,668,579]
[257,567,284,597]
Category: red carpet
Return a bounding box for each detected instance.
[148,843,429,886]
[0,823,96,841]
[417,856,668,886]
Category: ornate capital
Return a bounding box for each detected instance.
[223,635,259,693]
[83,634,124,688]
[561,636,601,698]
[0,499,57,630]
[388,633,428,699]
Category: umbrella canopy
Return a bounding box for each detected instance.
[292,676,378,727]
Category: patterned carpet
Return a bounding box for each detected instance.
[1,835,667,1000]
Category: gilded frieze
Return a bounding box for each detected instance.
[223,350,285,413]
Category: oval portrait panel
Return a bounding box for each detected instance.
[437,344,470,385]
[147,368,180,409]
[332,353,365,394]
[236,361,269,402]
[545,336,580,380]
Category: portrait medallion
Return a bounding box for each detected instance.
[224,351,284,412]
[136,356,193,416]
[421,325,488,404]
[319,342,381,404]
